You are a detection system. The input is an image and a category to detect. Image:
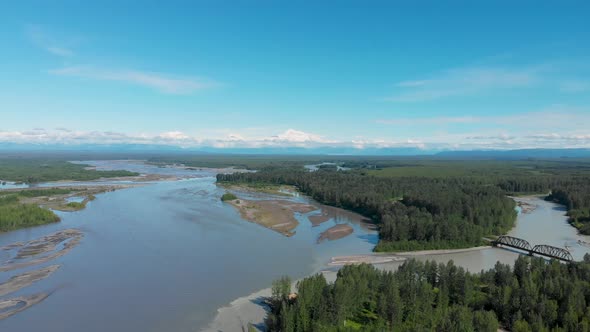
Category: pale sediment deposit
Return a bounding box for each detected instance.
[226,198,317,236]
[510,196,540,214]
[0,293,49,320]
[317,224,353,243]
[308,213,332,226]
[204,272,337,332]
[329,254,405,266]
[0,265,60,297]
[0,229,83,272]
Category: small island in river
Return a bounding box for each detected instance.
[224,197,316,236]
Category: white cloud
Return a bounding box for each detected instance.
[272,129,331,143]
[157,131,191,141]
[48,66,217,94]
[2,126,590,151]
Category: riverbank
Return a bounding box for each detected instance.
[204,271,338,332]
[207,195,590,331]
[206,245,494,331]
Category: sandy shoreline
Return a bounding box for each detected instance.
[207,245,493,330]
[203,271,337,332]
[206,195,533,330]
[392,245,492,256]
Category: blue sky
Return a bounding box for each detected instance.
[1,1,590,150]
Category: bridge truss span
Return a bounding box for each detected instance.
[531,245,574,262]
[492,236,573,262]
[494,236,533,251]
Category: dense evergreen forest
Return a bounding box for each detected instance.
[268,256,590,331]
[218,168,517,251]
[545,179,590,235]
[217,159,590,250]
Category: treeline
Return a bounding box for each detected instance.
[0,194,59,232]
[217,169,517,251]
[268,256,590,331]
[545,178,590,235]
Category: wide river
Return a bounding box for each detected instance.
[1,160,589,332]
[0,161,377,332]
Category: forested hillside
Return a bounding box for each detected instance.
[268,256,590,331]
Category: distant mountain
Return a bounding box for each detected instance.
[435,149,590,159]
[2,142,590,159]
[0,143,430,156]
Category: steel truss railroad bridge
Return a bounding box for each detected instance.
[492,235,574,262]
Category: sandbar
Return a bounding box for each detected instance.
[226,198,317,236]
[0,265,60,297]
[317,224,353,243]
[0,229,83,272]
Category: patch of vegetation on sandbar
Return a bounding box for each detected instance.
[221,192,238,201]
[0,186,124,231]
[0,195,60,232]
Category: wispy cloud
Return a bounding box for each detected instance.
[48,66,218,94]
[465,134,516,141]
[376,106,590,129]
[560,80,590,93]
[46,46,74,57]
[376,116,479,126]
[384,59,590,102]
[384,66,538,102]
[26,24,75,57]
